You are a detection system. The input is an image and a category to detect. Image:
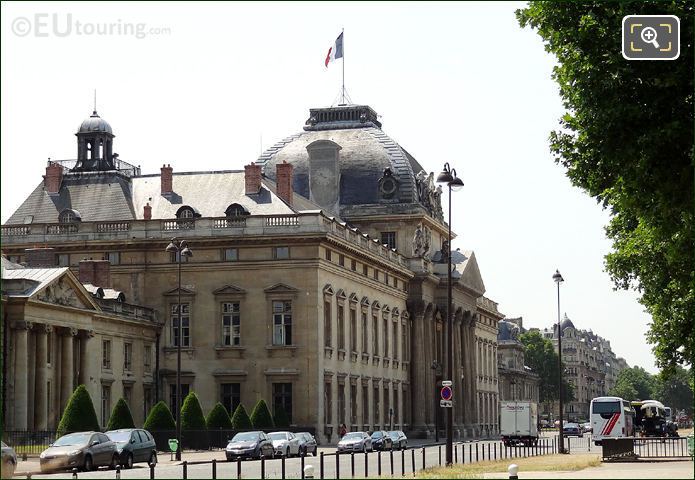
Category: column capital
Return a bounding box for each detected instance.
[12,320,33,330]
[59,326,79,337]
[80,329,96,339]
[35,323,54,333]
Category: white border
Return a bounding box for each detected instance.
[622,15,680,61]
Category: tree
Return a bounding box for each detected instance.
[180,392,207,431]
[516,2,694,371]
[206,402,233,430]
[106,398,135,430]
[520,330,575,408]
[250,399,274,429]
[57,385,100,437]
[143,401,176,431]
[608,366,656,401]
[654,366,693,414]
[231,404,253,430]
[273,406,290,428]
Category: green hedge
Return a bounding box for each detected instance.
[143,401,176,431]
[106,398,135,430]
[231,404,253,430]
[180,391,207,431]
[273,406,290,428]
[57,385,100,437]
[250,399,274,429]
[206,402,232,429]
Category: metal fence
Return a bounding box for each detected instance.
[1,430,58,456]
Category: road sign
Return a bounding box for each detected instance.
[440,400,453,408]
[440,385,453,401]
[442,380,452,387]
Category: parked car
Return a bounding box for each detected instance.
[225,431,275,461]
[1,442,17,479]
[370,431,393,451]
[388,431,408,450]
[268,431,301,457]
[296,432,318,456]
[40,432,118,472]
[337,432,372,453]
[105,428,157,469]
[562,423,583,437]
[581,422,592,434]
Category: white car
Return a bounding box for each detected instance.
[268,432,301,457]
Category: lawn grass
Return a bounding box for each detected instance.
[415,453,601,479]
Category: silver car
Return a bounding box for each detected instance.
[40,432,118,472]
[1,442,17,479]
[388,430,408,450]
[337,432,372,453]
[268,432,301,457]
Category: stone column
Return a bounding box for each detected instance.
[331,376,338,441]
[409,309,427,429]
[13,321,32,430]
[60,328,78,410]
[78,330,95,385]
[453,315,463,428]
[34,324,52,430]
[345,380,352,429]
[357,377,364,430]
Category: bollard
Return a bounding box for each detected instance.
[116,466,121,479]
[469,443,472,463]
[454,443,458,463]
[401,448,405,476]
[150,462,156,479]
[320,452,324,480]
[378,450,382,476]
[27,474,32,480]
[488,443,491,461]
[261,455,265,480]
[237,457,242,480]
[336,452,340,479]
[212,458,217,479]
[421,447,425,469]
[494,442,497,460]
[301,452,306,479]
[461,443,465,464]
[390,448,394,476]
[476,443,479,462]
[351,452,355,478]
[72,468,78,479]
[282,454,286,480]
[183,461,188,480]
[364,449,368,477]
[304,464,315,479]
[438,445,442,465]
[508,463,519,479]
[410,448,415,476]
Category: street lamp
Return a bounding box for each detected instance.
[437,162,463,466]
[552,269,566,454]
[166,238,193,461]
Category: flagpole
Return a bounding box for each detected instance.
[341,28,345,104]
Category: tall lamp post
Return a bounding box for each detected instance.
[552,269,566,454]
[166,238,193,461]
[437,163,464,466]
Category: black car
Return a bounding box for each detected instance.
[370,431,393,451]
[296,432,318,456]
[106,429,157,469]
[225,431,275,461]
[387,430,408,450]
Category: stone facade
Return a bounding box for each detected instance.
[496,317,540,407]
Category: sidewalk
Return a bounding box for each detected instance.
[482,459,695,479]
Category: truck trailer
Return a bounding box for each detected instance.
[500,401,539,447]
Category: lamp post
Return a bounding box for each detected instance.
[552,269,566,454]
[437,163,464,466]
[165,238,193,461]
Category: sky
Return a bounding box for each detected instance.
[0,1,658,372]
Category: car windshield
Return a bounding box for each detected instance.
[388,432,399,438]
[106,431,132,443]
[53,433,91,446]
[371,432,383,438]
[232,432,259,442]
[343,432,363,440]
[268,433,287,441]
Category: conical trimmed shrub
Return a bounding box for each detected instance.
[180,391,207,431]
[273,406,290,428]
[143,401,176,431]
[106,398,135,430]
[206,402,232,429]
[57,384,100,437]
[250,399,274,429]
[231,404,253,430]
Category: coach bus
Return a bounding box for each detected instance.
[590,396,635,446]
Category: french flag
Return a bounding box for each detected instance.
[325,32,344,67]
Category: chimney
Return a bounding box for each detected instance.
[143,202,152,220]
[161,164,173,195]
[276,161,293,205]
[25,248,55,267]
[79,259,111,287]
[44,162,63,194]
[245,163,262,195]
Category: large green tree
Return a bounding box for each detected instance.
[517,2,694,371]
[608,366,656,401]
[106,398,135,430]
[57,385,100,437]
[654,366,693,414]
[520,330,575,407]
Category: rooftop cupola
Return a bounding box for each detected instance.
[73,110,116,171]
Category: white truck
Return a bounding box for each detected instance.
[500,401,539,447]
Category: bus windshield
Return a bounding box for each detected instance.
[592,401,621,414]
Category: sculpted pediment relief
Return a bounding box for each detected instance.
[36,276,89,309]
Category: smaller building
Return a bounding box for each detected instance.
[497,317,539,406]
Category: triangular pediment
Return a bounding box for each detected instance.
[371,300,381,309]
[458,251,486,296]
[349,293,359,303]
[163,286,196,296]
[336,289,347,300]
[323,284,335,296]
[213,284,246,296]
[35,271,97,310]
[264,283,299,294]
[391,307,400,316]
[361,296,370,306]
[382,305,391,314]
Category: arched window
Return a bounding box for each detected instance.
[225,203,249,217]
[59,209,81,223]
[176,206,199,219]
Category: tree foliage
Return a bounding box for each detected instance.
[206,402,233,430]
[143,401,176,431]
[57,385,100,437]
[520,330,575,405]
[106,398,135,431]
[654,366,693,414]
[250,399,274,429]
[516,1,694,370]
[609,366,656,401]
[231,404,253,430]
[273,406,290,428]
[180,391,207,431]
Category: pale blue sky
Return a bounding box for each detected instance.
[1,1,657,372]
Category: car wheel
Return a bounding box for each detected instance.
[125,453,134,469]
[110,453,119,470]
[286,447,290,457]
[83,454,94,472]
[312,447,318,456]
[149,452,158,466]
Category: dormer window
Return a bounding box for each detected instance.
[59,209,81,223]
[225,203,250,217]
[176,206,200,219]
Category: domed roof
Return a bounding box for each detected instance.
[560,313,575,331]
[78,111,113,135]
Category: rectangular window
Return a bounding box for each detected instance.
[393,321,398,360]
[361,312,368,353]
[372,314,379,354]
[363,265,368,276]
[123,385,132,406]
[374,386,380,427]
[169,384,190,420]
[325,249,332,261]
[101,385,111,426]
[384,273,389,286]
[351,259,356,271]
[222,302,241,346]
[373,269,379,281]
[402,324,408,362]
[350,385,357,425]
[102,340,111,369]
[273,383,293,423]
[143,386,153,419]
[324,383,332,425]
[384,386,389,428]
[394,389,399,426]
[384,318,389,357]
[170,303,191,347]
[350,309,357,353]
[144,345,152,373]
[362,385,369,427]
[337,305,345,350]
[221,383,241,416]
[272,300,292,345]
[223,248,238,261]
[338,254,345,267]
[394,278,398,289]
[273,246,290,259]
[324,301,332,347]
[107,252,120,265]
[338,384,346,425]
[124,342,133,371]
[380,232,397,250]
[56,253,69,267]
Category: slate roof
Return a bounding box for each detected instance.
[2,266,69,297]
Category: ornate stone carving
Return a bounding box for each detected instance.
[415,170,444,221]
[37,277,85,309]
[412,223,432,259]
[378,167,399,200]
